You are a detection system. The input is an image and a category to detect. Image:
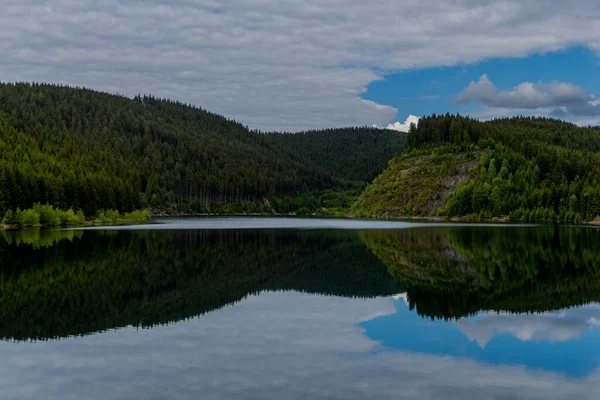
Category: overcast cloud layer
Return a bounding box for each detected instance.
[2,1,600,130]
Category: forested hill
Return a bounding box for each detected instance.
[0,82,337,216]
[266,127,407,182]
[353,115,600,223]
[0,82,391,218]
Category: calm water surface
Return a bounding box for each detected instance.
[2,218,600,399]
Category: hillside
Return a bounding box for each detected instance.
[266,127,407,182]
[352,115,600,223]
[352,150,481,218]
[0,82,401,219]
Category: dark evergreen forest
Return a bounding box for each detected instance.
[266,127,407,182]
[0,82,406,219]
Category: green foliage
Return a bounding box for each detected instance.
[34,203,62,226]
[105,209,121,221]
[266,127,407,181]
[271,181,364,215]
[0,203,148,227]
[0,83,413,219]
[123,210,151,220]
[19,208,40,226]
[0,82,336,218]
[356,114,600,223]
[1,210,16,225]
[97,208,150,221]
[352,151,479,218]
[2,204,85,227]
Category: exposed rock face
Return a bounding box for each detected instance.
[352,151,482,219]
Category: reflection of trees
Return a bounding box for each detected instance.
[361,227,600,319]
[4,225,599,341]
[0,229,401,341]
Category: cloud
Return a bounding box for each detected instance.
[573,118,600,127]
[456,75,600,117]
[457,305,600,348]
[380,115,421,132]
[2,292,600,399]
[455,74,590,108]
[391,292,409,304]
[550,95,600,117]
[1,1,600,130]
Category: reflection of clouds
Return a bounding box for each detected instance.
[458,305,600,348]
[391,292,409,304]
[0,292,599,399]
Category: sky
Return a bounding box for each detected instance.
[1,1,599,132]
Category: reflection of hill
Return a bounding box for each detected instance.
[0,229,401,341]
[361,227,600,319]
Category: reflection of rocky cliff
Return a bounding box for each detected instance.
[0,229,402,341]
[361,226,600,319]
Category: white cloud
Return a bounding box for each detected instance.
[1,1,600,130]
[391,292,409,304]
[457,305,600,348]
[381,115,421,132]
[573,118,600,127]
[1,292,600,399]
[455,74,590,108]
[456,75,600,118]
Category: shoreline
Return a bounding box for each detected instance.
[0,218,148,231]
[3,213,600,232]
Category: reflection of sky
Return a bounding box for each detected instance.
[362,297,600,377]
[2,292,600,399]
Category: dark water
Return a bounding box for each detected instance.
[2,218,600,399]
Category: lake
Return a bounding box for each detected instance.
[2,218,600,399]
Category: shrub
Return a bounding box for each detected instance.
[2,206,87,227]
[76,209,86,223]
[123,209,151,220]
[20,209,41,226]
[2,210,16,225]
[96,210,108,222]
[33,203,61,226]
[105,209,121,221]
[59,208,86,225]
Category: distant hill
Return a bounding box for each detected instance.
[352,115,600,223]
[0,82,404,217]
[266,127,407,182]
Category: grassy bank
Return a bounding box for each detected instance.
[1,204,150,230]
